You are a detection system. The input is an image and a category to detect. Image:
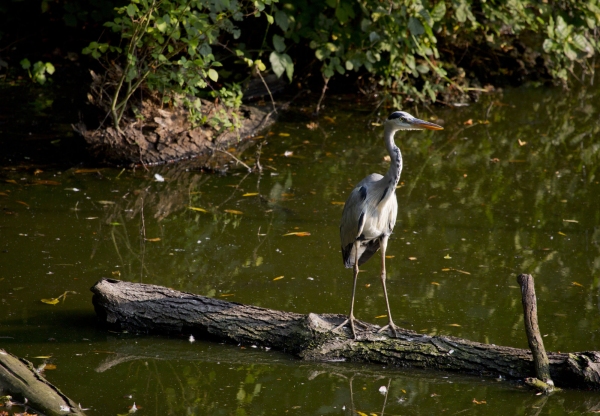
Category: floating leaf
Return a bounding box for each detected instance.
[145,238,161,242]
[225,209,243,215]
[464,119,473,125]
[98,200,115,205]
[283,232,311,236]
[374,314,387,319]
[572,281,584,287]
[188,206,208,213]
[408,257,417,260]
[441,268,450,271]
[278,132,290,137]
[563,219,578,223]
[16,201,29,207]
[219,293,235,297]
[74,169,102,174]
[44,364,57,370]
[33,355,52,359]
[518,139,527,146]
[448,323,461,327]
[273,276,284,281]
[386,255,395,259]
[33,180,60,185]
[41,298,60,305]
[0,192,7,196]
[444,254,451,259]
[243,193,259,197]
[5,179,18,184]
[331,201,345,205]
[558,231,566,236]
[431,282,440,286]
[472,398,487,405]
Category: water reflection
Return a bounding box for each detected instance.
[1,84,600,414]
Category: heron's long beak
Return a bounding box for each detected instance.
[411,119,444,131]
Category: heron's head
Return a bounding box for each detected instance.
[385,111,443,131]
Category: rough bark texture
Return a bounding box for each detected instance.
[517,274,552,384]
[0,350,85,416]
[91,278,600,390]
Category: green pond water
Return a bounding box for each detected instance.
[1,84,600,415]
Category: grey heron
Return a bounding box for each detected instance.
[335,111,443,339]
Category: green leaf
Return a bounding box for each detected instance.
[45,62,55,75]
[265,13,274,24]
[408,17,425,36]
[431,1,446,22]
[269,51,293,81]
[207,68,219,82]
[275,9,290,31]
[563,42,578,61]
[273,34,286,53]
[156,17,167,32]
[20,58,31,70]
[126,4,136,17]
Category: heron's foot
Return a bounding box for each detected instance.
[333,316,368,339]
[377,320,401,338]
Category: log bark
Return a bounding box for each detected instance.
[0,350,86,416]
[517,273,556,393]
[91,278,600,390]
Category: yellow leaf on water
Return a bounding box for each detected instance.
[331,201,345,205]
[219,293,235,297]
[44,364,57,370]
[563,219,578,223]
[225,209,243,215]
[5,179,18,184]
[374,315,387,319]
[188,206,208,213]
[441,268,450,271]
[16,200,29,207]
[243,193,259,197]
[431,282,440,286]
[145,238,161,242]
[518,139,527,146]
[97,200,115,205]
[453,269,471,275]
[408,257,417,260]
[74,168,102,174]
[448,323,461,327]
[33,180,61,186]
[41,298,60,305]
[283,232,311,237]
[33,355,52,359]
[0,192,8,196]
[572,281,584,287]
[356,412,368,416]
[444,254,452,259]
[273,276,284,281]
[385,255,395,259]
[278,132,290,137]
[558,231,566,236]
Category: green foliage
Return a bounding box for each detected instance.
[84,0,277,130]
[20,59,55,85]
[86,0,600,128]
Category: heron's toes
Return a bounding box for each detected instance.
[377,321,401,338]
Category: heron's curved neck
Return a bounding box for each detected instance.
[383,125,403,187]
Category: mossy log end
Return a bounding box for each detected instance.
[0,350,85,416]
[91,278,600,390]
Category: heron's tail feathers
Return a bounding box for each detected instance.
[342,240,380,268]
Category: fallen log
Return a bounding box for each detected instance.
[0,350,86,416]
[91,278,600,390]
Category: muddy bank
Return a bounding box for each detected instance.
[73,71,276,167]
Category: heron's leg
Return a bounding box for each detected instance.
[333,241,365,338]
[377,235,399,337]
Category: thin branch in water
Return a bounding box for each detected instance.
[216,148,252,172]
[256,70,278,114]
[315,75,330,115]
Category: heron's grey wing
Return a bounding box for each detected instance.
[340,174,382,268]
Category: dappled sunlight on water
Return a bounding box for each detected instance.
[1,85,600,414]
